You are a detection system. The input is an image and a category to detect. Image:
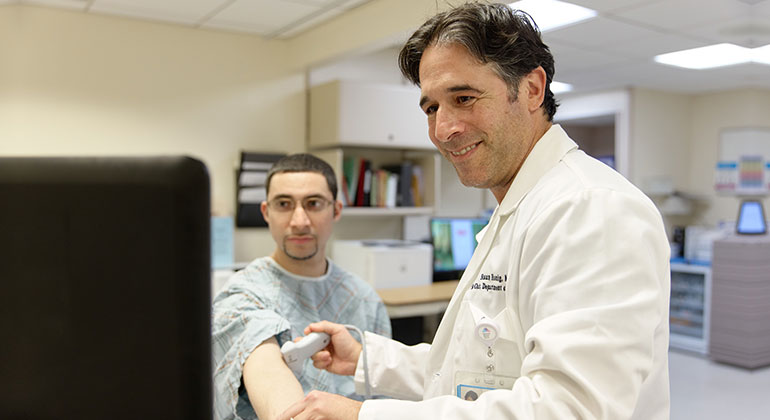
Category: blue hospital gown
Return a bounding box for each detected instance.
[212,256,391,420]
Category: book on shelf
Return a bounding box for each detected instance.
[356,160,372,207]
[385,172,398,208]
[342,156,360,205]
[382,161,414,207]
[412,165,424,207]
[344,159,423,209]
[340,176,350,206]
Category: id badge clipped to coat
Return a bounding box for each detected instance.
[455,303,516,400]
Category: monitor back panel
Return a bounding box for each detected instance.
[0,157,212,420]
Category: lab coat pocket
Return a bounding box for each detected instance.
[491,308,525,379]
[451,301,523,381]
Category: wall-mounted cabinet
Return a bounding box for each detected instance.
[309,80,440,218]
[309,80,433,150]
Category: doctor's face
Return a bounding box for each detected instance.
[261,172,341,263]
[418,43,543,201]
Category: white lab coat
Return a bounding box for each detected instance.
[354,125,670,419]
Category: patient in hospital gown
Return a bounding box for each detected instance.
[212,256,391,420]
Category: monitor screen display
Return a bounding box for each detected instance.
[736,199,767,235]
[430,217,489,281]
[0,156,212,420]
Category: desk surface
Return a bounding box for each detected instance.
[377,280,459,306]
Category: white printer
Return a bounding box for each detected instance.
[333,239,433,290]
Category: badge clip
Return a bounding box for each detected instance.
[469,302,500,348]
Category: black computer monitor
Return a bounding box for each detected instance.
[0,156,212,419]
[430,217,489,281]
[736,199,767,235]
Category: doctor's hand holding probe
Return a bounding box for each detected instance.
[277,321,366,420]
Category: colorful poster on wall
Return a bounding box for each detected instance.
[716,128,770,196]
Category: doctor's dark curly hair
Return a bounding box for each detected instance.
[398,2,558,121]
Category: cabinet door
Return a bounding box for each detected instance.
[669,262,711,354]
[310,81,433,150]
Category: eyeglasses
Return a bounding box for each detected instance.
[266,197,334,214]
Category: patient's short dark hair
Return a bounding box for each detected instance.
[265,153,337,199]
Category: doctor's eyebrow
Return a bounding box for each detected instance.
[419,84,483,108]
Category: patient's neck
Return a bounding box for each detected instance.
[271,250,327,278]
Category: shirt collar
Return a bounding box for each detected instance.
[266,256,333,282]
[497,124,577,216]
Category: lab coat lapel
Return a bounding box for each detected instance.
[496,124,578,217]
[426,209,502,373]
[426,124,578,376]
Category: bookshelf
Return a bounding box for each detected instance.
[312,147,441,217]
[309,80,441,218]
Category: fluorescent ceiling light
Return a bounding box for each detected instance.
[751,44,770,65]
[509,0,597,32]
[551,81,573,94]
[654,43,753,69]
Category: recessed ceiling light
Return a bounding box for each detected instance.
[751,44,770,65]
[654,43,753,69]
[509,0,597,32]
[551,81,573,94]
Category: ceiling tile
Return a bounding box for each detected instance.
[22,0,88,10]
[630,60,767,93]
[546,39,630,73]
[203,0,319,35]
[756,0,770,17]
[285,0,371,8]
[89,0,226,25]
[686,15,770,47]
[276,6,344,38]
[284,0,344,6]
[557,60,645,92]
[563,0,665,14]
[612,0,752,32]
[546,15,668,48]
[599,32,708,59]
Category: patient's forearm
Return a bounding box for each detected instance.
[243,336,304,420]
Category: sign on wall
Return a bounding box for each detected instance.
[715,128,770,196]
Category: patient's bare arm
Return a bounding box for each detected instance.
[243,336,305,420]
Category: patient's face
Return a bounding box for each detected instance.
[261,172,340,265]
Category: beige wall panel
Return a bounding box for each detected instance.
[630,88,692,191]
[288,0,464,69]
[0,6,307,262]
[689,89,770,227]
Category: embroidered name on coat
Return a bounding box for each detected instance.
[471,273,507,292]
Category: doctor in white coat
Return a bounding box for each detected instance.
[278,3,670,420]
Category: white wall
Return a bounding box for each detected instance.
[309,47,408,87]
[688,89,770,227]
[0,5,306,261]
[560,87,770,237]
[629,88,692,192]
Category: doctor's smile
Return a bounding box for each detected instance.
[448,141,482,158]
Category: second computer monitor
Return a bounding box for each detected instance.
[430,217,489,281]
